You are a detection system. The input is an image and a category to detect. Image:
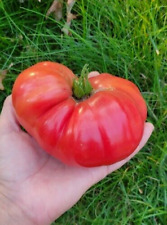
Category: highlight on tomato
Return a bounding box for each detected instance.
[12,61,147,167]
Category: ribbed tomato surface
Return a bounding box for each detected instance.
[12,61,147,167]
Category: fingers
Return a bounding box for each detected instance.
[88,71,100,78]
[85,122,154,186]
[0,95,20,133]
[105,122,154,175]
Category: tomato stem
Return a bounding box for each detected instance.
[73,64,92,100]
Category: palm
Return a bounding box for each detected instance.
[0,96,154,225]
[0,127,107,225]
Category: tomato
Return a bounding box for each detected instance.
[12,61,147,167]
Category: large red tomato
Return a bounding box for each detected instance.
[12,61,147,167]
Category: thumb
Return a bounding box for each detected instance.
[0,95,20,134]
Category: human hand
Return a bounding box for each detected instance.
[0,74,154,225]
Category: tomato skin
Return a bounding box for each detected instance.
[12,61,147,167]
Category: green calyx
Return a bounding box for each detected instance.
[73,64,92,100]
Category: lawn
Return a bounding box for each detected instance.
[0,0,167,224]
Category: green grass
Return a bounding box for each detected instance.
[0,0,167,224]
